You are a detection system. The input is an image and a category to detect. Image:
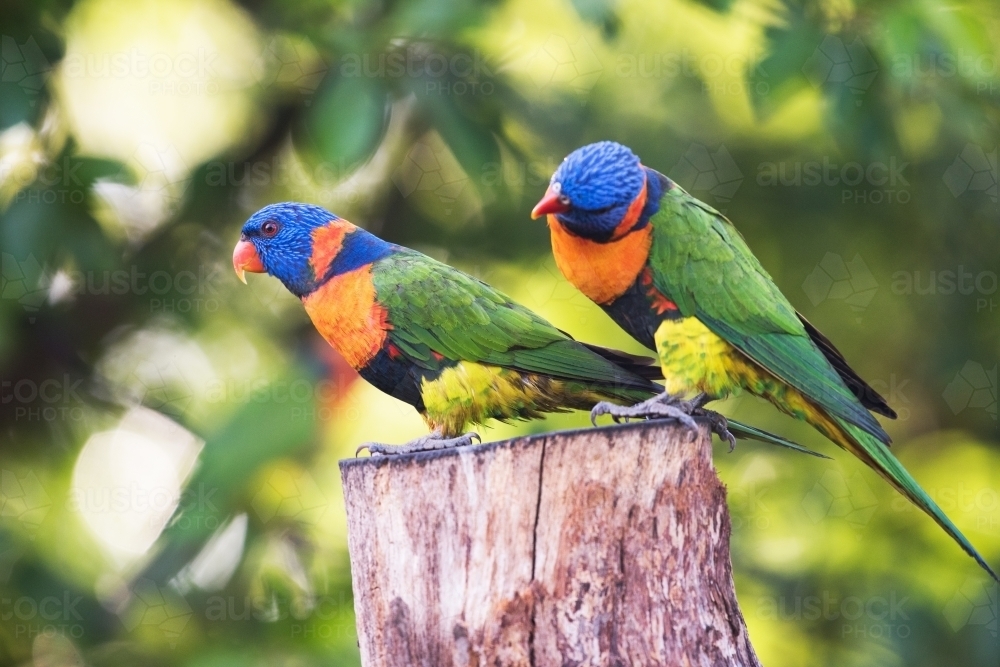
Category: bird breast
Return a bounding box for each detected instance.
[302,266,390,369]
[548,217,653,305]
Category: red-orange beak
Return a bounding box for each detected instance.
[531,185,571,219]
[233,239,265,284]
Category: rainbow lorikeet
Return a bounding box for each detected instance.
[531,141,998,581]
[233,202,821,456]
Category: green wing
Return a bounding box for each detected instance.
[648,184,888,442]
[647,183,999,581]
[370,250,655,391]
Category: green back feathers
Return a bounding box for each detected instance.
[648,185,889,443]
[370,250,657,393]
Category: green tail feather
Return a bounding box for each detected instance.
[726,420,830,459]
[838,419,999,582]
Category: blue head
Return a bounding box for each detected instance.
[233,202,394,297]
[532,141,659,242]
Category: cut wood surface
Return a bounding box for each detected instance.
[340,420,761,667]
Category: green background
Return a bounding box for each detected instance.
[0,0,998,664]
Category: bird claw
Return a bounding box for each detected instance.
[590,392,699,432]
[696,409,737,452]
[356,431,481,457]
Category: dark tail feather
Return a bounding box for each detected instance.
[582,343,664,381]
[797,314,897,419]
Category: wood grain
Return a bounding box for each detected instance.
[340,421,760,667]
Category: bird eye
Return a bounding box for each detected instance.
[261,220,280,237]
[559,194,570,205]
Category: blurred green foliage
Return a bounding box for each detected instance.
[0,0,998,664]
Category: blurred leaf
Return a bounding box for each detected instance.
[140,371,319,583]
[303,76,389,172]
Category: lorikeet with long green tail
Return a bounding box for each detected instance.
[531,140,998,580]
[232,202,820,457]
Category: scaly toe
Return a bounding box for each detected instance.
[446,432,482,449]
[590,400,699,431]
[356,432,481,457]
[358,441,420,456]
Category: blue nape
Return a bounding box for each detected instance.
[324,228,396,282]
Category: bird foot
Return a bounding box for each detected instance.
[590,391,699,432]
[677,392,712,413]
[695,409,737,452]
[356,431,481,457]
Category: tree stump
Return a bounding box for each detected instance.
[339,420,760,667]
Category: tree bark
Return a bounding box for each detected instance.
[340,420,761,667]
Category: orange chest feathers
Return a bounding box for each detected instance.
[302,267,390,369]
[548,217,653,305]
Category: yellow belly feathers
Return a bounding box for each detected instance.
[655,317,846,443]
[420,362,611,437]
